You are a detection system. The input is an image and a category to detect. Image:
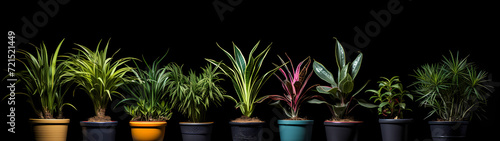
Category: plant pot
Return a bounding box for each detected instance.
[229,121,265,141]
[379,119,412,141]
[80,121,118,141]
[278,120,314,141]
[130,121,167,141]
[429,121,469,141]
[30,119,70,141]
[324,121,362,141]
[179,122,214,141]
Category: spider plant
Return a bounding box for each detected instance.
[10,39,76,119]
[410,51,493,121]
[308,37,370,121]
[205,41,283,118]
[358,76,413,119]
[166,62,231,123]
[256,54,319,120]
[115,53,173,121]
[64,39,136,122]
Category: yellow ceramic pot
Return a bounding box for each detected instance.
[30,118,70,141]
[130,121,167,141]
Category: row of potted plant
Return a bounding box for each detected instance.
[9,37,493,141]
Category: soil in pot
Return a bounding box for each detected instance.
[179,122,214,141]
[30,119,70,141]
[324,120,363,141]
[80,121,118,141]
[429,121,468,141]
[130,121,167,141]
[278,120,314,141]
[379,119,412,141]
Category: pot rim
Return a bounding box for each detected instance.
[324,120,363,124]
[428,121,469,125]
[30,118,70,124]
[278,119,314,125]
[130,121,167,127]
[179,122,214,125]
[229,121,265,125]
[379,118,413,124]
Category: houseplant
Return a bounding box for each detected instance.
[358,76,413,141]
[64,39,136,141]
[308,37,369,141]
[411,52,492,141]
[205,41,283,141]
[256,54,319,141]
[10,39,76,141]
[166,62,232,141]
[116,53,173,141]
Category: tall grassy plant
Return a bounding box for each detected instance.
[64,39,136,122]
[116,53,173,121]
[205,41,283,118]
[12,39,76,119]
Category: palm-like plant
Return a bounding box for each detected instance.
[205,41,283,118]
[309,37,370,120]
[64,39,136,122]
[116,53,173,121]
[167,63,230,122]
[411,52,492,121]
[12,39,76,119]
[256,54,319,120]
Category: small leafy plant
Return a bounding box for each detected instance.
[116,53,173,121]
[309,37,370,121]
[257,54,319,120]
[167,63,232,122]
[358,76,413,119]
[411,52,493,121]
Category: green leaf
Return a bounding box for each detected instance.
[307,99,330,105]
[334,37,346,70]
[358,99,378,108]
[339,74,354,94]
[312,61,336,86]
[351,52,363,79]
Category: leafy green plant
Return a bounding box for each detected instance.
[410,52,492,121]
[205,41,283,118]
[64,39,136,122]
[116,53,173,121]
[8,39,76,119]
[256,54,319,120]
[358,76,413,119]
[166,62,231,122]
[308,37,370,121]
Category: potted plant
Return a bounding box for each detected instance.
[358,76,414,141]
[65,39,136,141]
[308,37,369,141]
[115,53,173,141]
[256,54,319,141]
[9,39,76,141]
[166,62,232,141]
[410,52,492,141]
[205,41,283,141]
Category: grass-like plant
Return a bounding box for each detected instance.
[309,37,370,121]
[116,53,173,121]
[358,76,413,119]
[410,52,493,121]
[256,54,319,120]
[205,41,283,119]
[166,62,231,122]
[64,39,136,122]
[10,39,76,119]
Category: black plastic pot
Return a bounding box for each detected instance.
[324,121,362,141]
[429,121,469,141]
[179,122,214,141]
[80,121,118,141]
[379,119,412,141]
[229,121,264,141]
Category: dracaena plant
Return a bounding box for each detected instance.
[256,54,319,120]
[358,76,413,119]
[9,39,76,119]
[308,37,369,121]
[410,52,492,121]
[166,63,231,123]
[116,53,173,121]
[205,41,283,118]
[64,39,136,122]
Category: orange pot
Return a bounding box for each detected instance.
[30,118,70,141]
[130,121,167,141]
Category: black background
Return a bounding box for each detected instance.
[3,0,500,141]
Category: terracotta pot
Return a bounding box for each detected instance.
[30,118,70,141]
[324,121,363,141]
[130,121,167,141]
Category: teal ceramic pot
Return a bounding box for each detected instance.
[278,120,314,141]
